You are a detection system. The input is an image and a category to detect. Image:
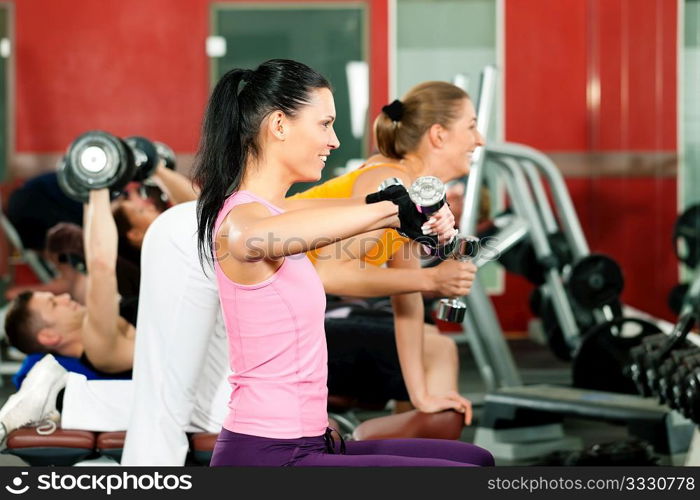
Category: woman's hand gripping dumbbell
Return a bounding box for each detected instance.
[365,176,458,249]
[435,236,479,323]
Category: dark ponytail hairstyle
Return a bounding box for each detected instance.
[193,59,331,266]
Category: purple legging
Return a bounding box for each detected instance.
[210,428,494,467]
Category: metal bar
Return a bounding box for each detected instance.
[486,142,590,260]
[496,158,581,347]
[461,65,498,236]
[519,159,559,234]
[465,279,523,387]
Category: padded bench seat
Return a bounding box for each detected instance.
[353,409,464,441]
[3,411,464,466]
[95,431,219,465]
[4,428,220,466]
[3,427,96,466]
[96,431,127,462]
[190,433,217,465]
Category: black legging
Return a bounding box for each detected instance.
[325,314,409,405]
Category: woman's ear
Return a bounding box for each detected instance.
[267,111,287,141]
[427,123,445,149]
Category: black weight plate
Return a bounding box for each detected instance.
[572,317,662,394]
[66,131,126,190]
[111,138,138,192]
[549,231,573,269]
[521,232,573,285]
[520,242,546,285]
[569,254,624,309]
[673,204,700,268]
[154,141,176,170]
[56,156,88,203]
[540,296,576,361]
[545,324,574,361]
[500,232,572,286]
[125,136,159,182]
[540,294,623,362]
[668,283,690,316]
[497,238,528,274]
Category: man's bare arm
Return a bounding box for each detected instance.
[151,162,199,205]
[82,189,133,372]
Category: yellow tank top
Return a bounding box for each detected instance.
[290,162,411,266]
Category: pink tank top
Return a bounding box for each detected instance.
[213,191,328,439]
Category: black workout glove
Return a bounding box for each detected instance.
[366,184,439,248]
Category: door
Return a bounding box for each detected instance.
[211,2,368,194]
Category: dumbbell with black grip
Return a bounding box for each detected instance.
[387,175,478,322]
[435,236,479,323]
[366,175,457,254]
[368,176,476,323]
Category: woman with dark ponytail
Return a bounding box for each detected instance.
[195,59,492,466]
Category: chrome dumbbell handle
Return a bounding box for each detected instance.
[437,298,468,323]
[377,176,457,256]
[435,235,480,323]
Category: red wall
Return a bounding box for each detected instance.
[505,0,589,151]
[501,0,678,328]
[5,0,681,327]
[11,0,388,154]
[15,0,209,152]
[594,0,677,151]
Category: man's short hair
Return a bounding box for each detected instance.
[4,291,49,354]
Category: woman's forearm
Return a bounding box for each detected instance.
[317,259,432,297]
[391,293,429,405]
[230,199,398,260]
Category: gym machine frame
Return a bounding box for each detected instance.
[453,67,699,463]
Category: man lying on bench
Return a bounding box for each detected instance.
[0,188,137,441]
[0,162,205,439]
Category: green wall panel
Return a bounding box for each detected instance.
[212,4,366,194]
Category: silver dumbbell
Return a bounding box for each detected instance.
[407,175,446,216]
[379,175,446,216]
[379,176,458,256]
[436,236,479,323]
